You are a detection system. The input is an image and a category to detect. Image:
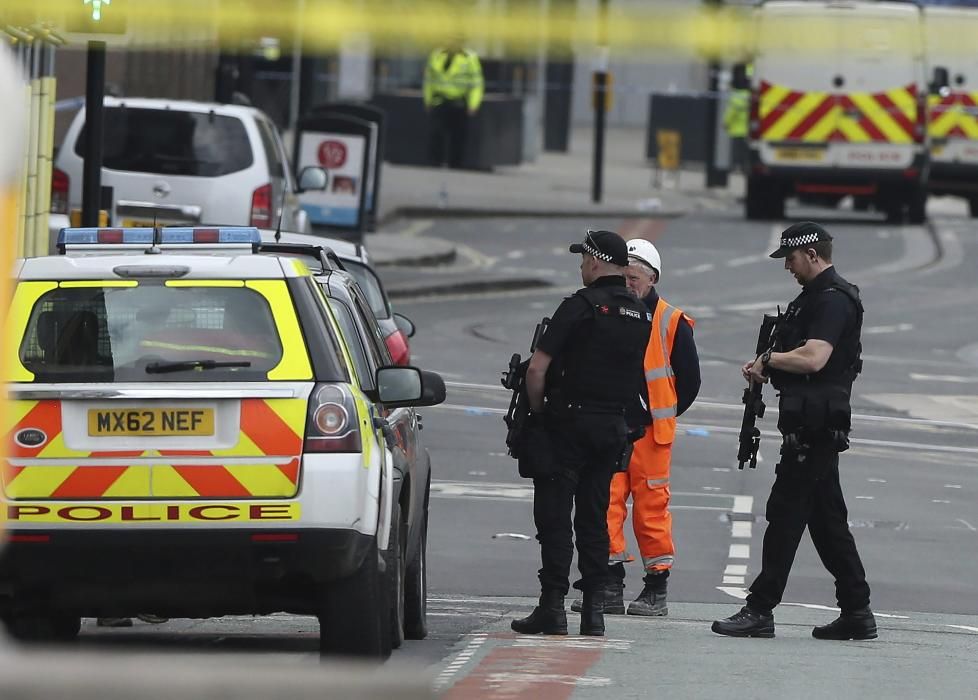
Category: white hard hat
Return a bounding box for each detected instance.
[626,239,662,279]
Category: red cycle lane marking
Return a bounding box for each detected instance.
[619,218,666,243]
[442,634,603,700]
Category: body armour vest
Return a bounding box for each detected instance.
[551,283,652,407]
[771,270,864,391]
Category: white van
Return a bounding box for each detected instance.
[50,98,311,247]
[741,0,936,223]
[924,5,978,217]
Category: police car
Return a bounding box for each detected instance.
[0,226,445,659]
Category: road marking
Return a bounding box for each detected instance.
[716,586,748,599]
[855,496,875,500]
[868,478,887,483]
[956,519,977,532]
[505,250,525,259]
[731,521,752,538]
[780,602,909,619]
[864,323,914,334]
[944,484,962,489]
[724,564,748,576]
[733,496,754,514]
[723,575,745,584]
[910,373,978,384]
[933,499,951,504]
[726,254,767,267]
[947,625,978,633]
[397,219,434,237]
[435,633,488,691]
[729,543,750,559]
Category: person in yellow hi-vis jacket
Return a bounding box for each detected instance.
[423,36,484,169]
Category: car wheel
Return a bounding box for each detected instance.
[385,502,406,650]
[404,506,428,640]
[318,540,392,659]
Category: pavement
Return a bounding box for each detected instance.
[356,126,743,298]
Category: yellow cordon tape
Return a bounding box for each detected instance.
[6,2,978,58]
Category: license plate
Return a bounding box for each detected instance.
[88,408,215,437]
[773,148,825,162]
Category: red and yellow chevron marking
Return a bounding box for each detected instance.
[928,92,978,140]
[758,81,919,144]
[3,398,306,500]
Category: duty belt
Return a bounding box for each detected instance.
[559,400,624,415]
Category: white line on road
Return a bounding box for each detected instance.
[868,478,887,483]
[956,519,977,532]
[731,521,752,538]
[397,219,434,237]
[733,495,754,514]
[716,586,748,599]
[724,564,748,576]
[723,575,746,584]
[944,484,962,489]
[910,373,978,384]
[729,544,750,559]
[855,496,875,500]
[726,254,767,267]
[864,323,914,334]
[947,625,978,633]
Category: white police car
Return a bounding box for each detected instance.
[0,226,445,659]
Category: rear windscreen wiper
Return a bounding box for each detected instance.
[145,359,252,374]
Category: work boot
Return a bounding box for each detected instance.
[812,607,878,640]
[579,589,605,636]
[711,606,775,638]
[511,590,568,635]
[571,579,625,615]
[627,583,668,617]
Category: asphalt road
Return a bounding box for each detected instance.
[53,205,978,697]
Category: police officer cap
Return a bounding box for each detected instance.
[769,221,833,258]
[569,229,629,266]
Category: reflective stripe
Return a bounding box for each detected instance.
[608,551,633,564]
[658,303,674,350]
[642,554,675,570]
[646,366,674,381]
[651,406,677,420]
[646,477,669,488]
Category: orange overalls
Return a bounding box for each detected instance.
[607,297,693,573]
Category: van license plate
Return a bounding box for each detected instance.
[88,408,215,437]
[774,148,824,162]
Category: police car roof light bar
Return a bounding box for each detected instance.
[57,226,263,251]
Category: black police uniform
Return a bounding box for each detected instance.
[746,265,872,614]
[531,275,652,597]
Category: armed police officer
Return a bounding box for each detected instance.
[713,221,876,641]
[511,230,651,637]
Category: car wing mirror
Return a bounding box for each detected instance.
[394,312,416,338]
[376,366,445,407]
[297,166,328,194]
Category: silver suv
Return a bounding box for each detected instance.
[50,98,310,247]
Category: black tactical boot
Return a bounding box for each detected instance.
[579,589,606,636]
[812,607,878,640]
[711,605,775,638]
[511,590,568,635]
[571,579,625,615]
[627,583,667,617]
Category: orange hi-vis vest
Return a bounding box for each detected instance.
[641,297,693,447]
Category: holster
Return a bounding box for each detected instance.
[778,384,852,455]
[517,418,557,479]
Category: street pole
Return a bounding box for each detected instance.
[81,40,105,227]
[287,0,305,140]
[591,0,609,204]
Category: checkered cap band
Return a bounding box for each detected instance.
[780,232,821,249]
[582,240,614,263]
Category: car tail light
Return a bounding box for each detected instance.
[51,168,69,215]
[250,183,273,227]
[914,92,926,144]
[304,383,362,453]
[384,329,411,366]
[749,91,760,141]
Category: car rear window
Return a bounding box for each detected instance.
[19,285,287,382]
[74,107,254,176]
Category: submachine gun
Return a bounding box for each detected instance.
[501,317,549,459]
[737,313,780,470]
